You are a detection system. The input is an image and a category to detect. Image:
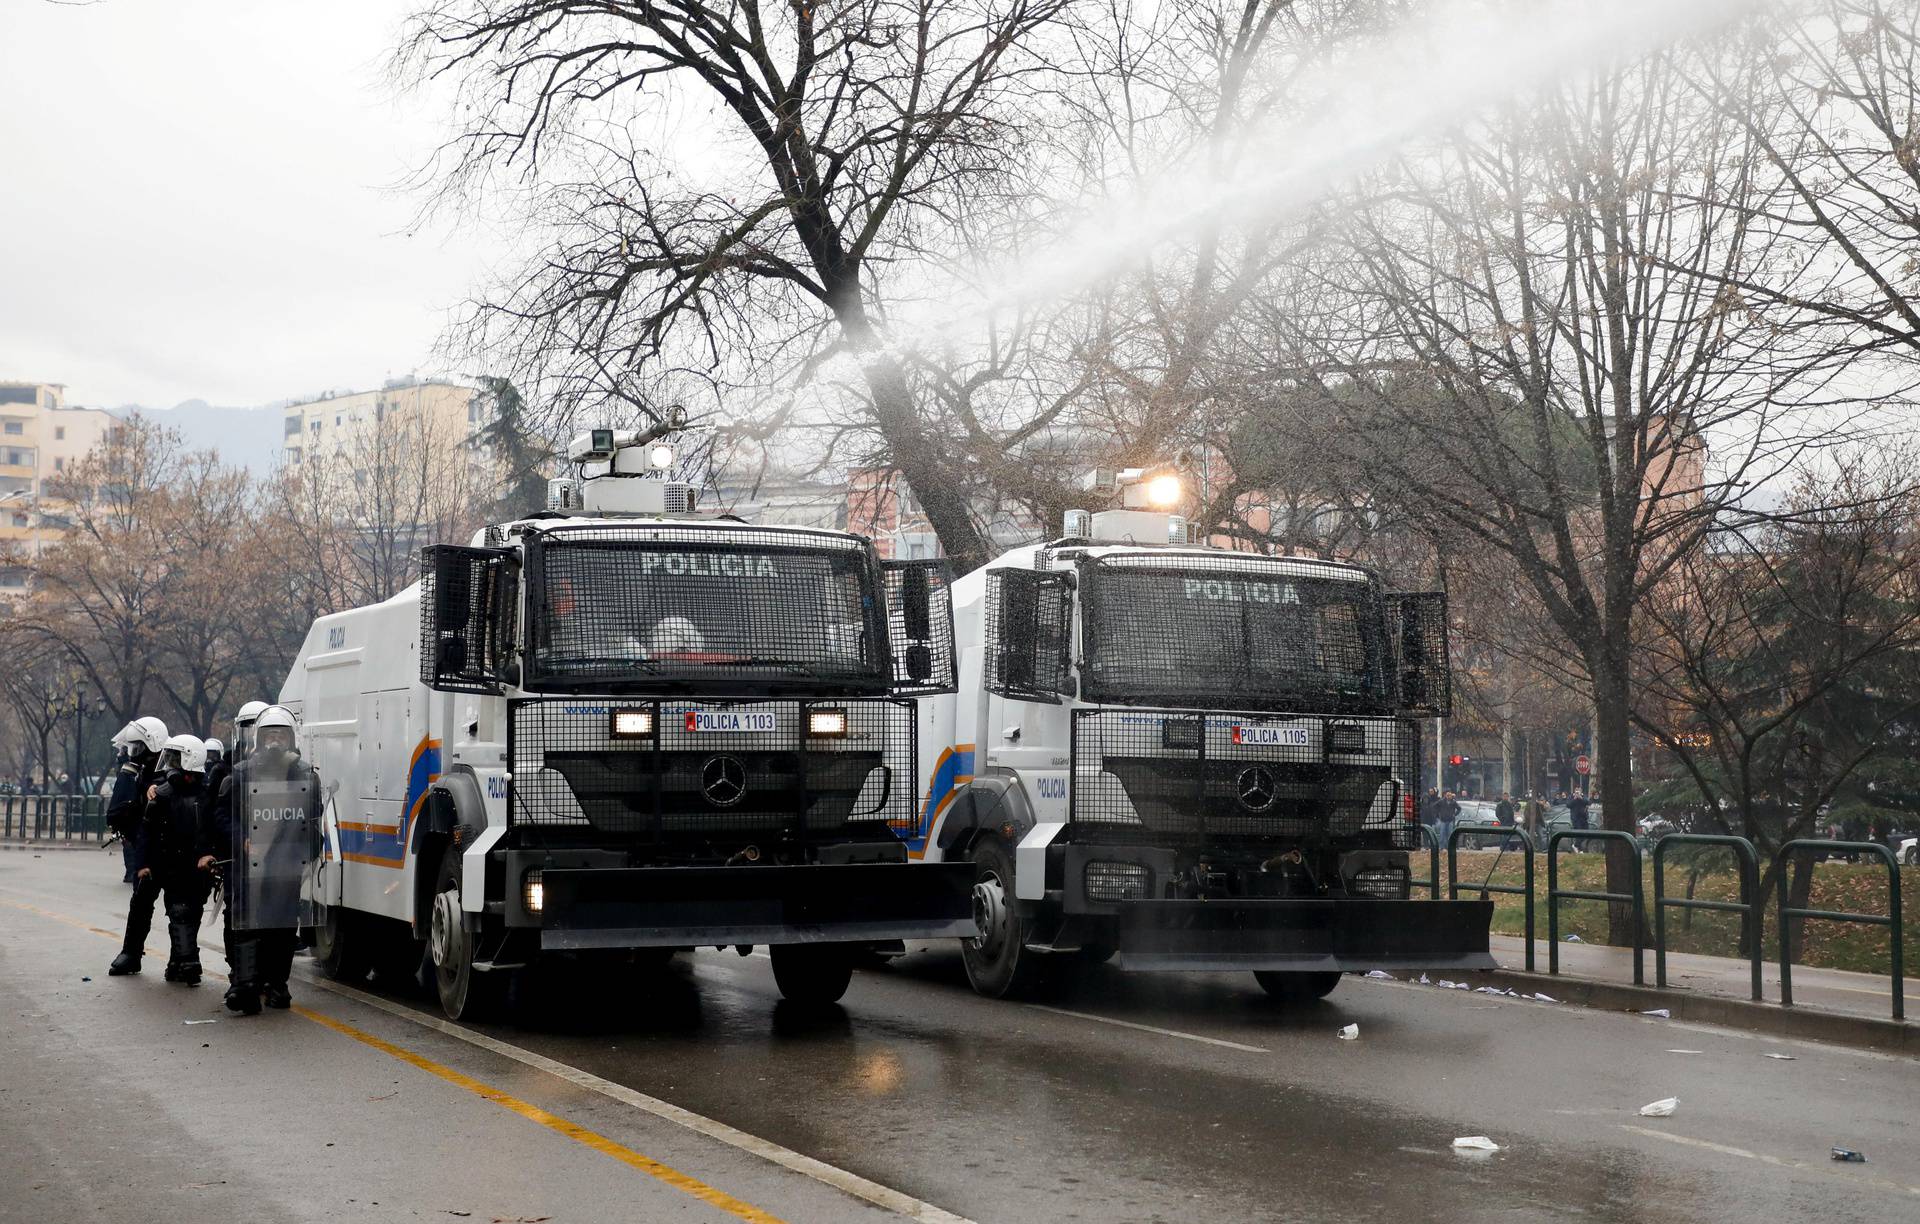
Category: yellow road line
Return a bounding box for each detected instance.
[2,896,784,1224]
[295,1004,784,1223]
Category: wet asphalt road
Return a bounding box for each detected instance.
[4,848,1918,1223]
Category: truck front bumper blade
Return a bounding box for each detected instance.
[1109,898,1495,973]
[537,862,978,950]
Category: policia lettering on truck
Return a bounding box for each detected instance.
[906,459,1494,1002]
[276,417,976,1021]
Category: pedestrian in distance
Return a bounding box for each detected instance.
[106,716,170,975]
[1568,793,1590,831]
[131,735,214,985]
[1495,792,1516,827]
[207,706,318,1015]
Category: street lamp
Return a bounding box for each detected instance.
[70,689,107,801]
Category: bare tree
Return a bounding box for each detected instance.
[1634,453,1920,900]
[1261,44,1880,939]
[403,0,1073,569]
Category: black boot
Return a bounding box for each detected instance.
[261,982,291,1010]
[166,905,203,986]
[113,876,161,975]
[225,930,261,1014]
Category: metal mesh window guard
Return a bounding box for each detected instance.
[985,569,1072,703]
[1387,591,1452,717]
[1078,553,1391,714]
[420,545,518,693]
[523,525,889,693]
[882,559,956,695]
[1069,708,1417,848]
[507,698,918,839]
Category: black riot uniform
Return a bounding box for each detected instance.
[211,744,320,1013]
[106,748,162,975]
[132,770,215,985]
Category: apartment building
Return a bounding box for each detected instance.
[281,377,479,468]
[0,381,119,586]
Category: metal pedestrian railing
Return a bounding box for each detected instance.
[1411,824,1442,898]
[1448,824,1535,971]
[1775,839,1903,1021]
[0,794,109,843]
[1548,829,1644,985]
[1653,834,1761,1000]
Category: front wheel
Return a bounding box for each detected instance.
[429,847,506,1020]
[311,899,369,983]
[768,944,853,1006]
[959,840,1049,999]
[1254,971,1341,1002]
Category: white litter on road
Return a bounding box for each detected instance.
[1565,934,1584,943]
[1665,1049,1704,1055]
[1763,1053,1797,1061]
[1338,1024,1360,1040]
[1639,1098,1679,1117]
[1641,1009,1672,1019]
[1418,973,1432,985]
[1529,993,1558,1003]
[1452,1136,1501,1152]
[183,1019,217,1025]
[1364,970,1395,980]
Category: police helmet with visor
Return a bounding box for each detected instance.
[254,707,297,755]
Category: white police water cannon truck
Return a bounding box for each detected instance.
[908,463,1495,1000]
[278,419,975,1018]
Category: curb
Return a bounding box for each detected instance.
[0,840,111,854]
[1462,967,1917,1054]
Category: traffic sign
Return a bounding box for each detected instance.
[1574,754,1591,775]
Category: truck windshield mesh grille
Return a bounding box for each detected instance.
[1068,707,1417,847]
[523,525,889,693]
[1077,554,1391,714]
[507,698,917,838]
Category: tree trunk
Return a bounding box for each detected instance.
[851,340,993,571]
[1593,664,1639,947]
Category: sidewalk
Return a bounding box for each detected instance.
[1475,933,1919,1052]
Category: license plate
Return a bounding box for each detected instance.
[1232,724,1311,747]
[684,711,777,733]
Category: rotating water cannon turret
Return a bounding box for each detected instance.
[549,407,699,517]
[1071,450,1201,545]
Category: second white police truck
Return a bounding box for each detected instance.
[905,466,1495,1000]
[279,423,974,1018]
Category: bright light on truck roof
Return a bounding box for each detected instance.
[1144,474,1183,507]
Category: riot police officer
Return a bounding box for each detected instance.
[231,700,269,766]
[206,706,317,1014]
[204,737,230,798]
[131,735,213,985]
[106,716,169,975]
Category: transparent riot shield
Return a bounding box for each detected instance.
[229,776,319,931]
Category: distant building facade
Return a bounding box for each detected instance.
[0,380,120,588]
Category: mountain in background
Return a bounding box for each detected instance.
[114,399,289,476]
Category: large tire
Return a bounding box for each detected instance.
[1254,971,1342,1002]
[429,846,506,1020]
[959,839,1050,999]
[311,899,370,983]
[768,944,854,1006]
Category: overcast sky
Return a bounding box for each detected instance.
[2,1,497,410]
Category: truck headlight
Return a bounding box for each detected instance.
[1350,866,1408,900]
[807,708,849,738]
[1327,722,1367,754]
[523,869,545,915]
[1085,860,1151,903]
[610,709,654,738]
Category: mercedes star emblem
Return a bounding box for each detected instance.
[1237,765,1277,812]
[701,755,748,807]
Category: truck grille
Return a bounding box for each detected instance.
[1068,708,1417,846]
[507,698,916,838]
